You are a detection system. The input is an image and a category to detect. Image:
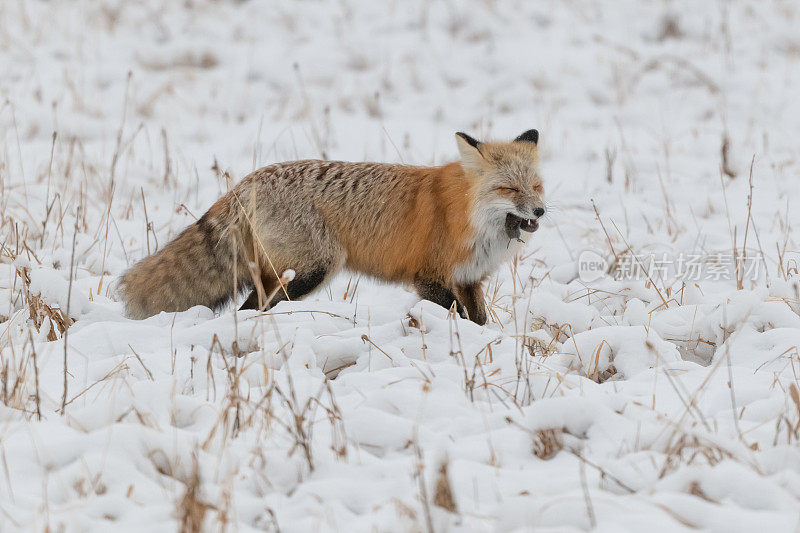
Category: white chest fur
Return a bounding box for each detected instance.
[453,226,526,284]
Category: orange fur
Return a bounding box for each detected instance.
[338,163,474,284]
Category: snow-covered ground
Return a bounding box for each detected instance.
[2,0,800,530]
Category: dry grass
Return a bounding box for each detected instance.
[15,267,72,341]
[432,460,457,513]
[177,455,212,533]
[531,428,563,460]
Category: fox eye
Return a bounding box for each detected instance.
[533,184,544,193]
[496,186,519,194]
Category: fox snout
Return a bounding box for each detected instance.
[505,210,543,239]
[517,197,546,219]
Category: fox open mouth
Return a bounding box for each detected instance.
[505,213,539,239]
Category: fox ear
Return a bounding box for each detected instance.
[514,129,539,145]
[455,132,484,170]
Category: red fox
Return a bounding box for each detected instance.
[120,130,546,324]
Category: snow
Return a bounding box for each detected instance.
[1,0,800,531]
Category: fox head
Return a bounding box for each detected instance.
[455,130,546,240]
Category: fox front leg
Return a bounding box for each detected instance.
[413,278,467,319]
[456,282,487,325]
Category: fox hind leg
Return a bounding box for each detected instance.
[238,209,343,312]
[239,272,279,311]
[240,265,331,311]
[268,266,328,307]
